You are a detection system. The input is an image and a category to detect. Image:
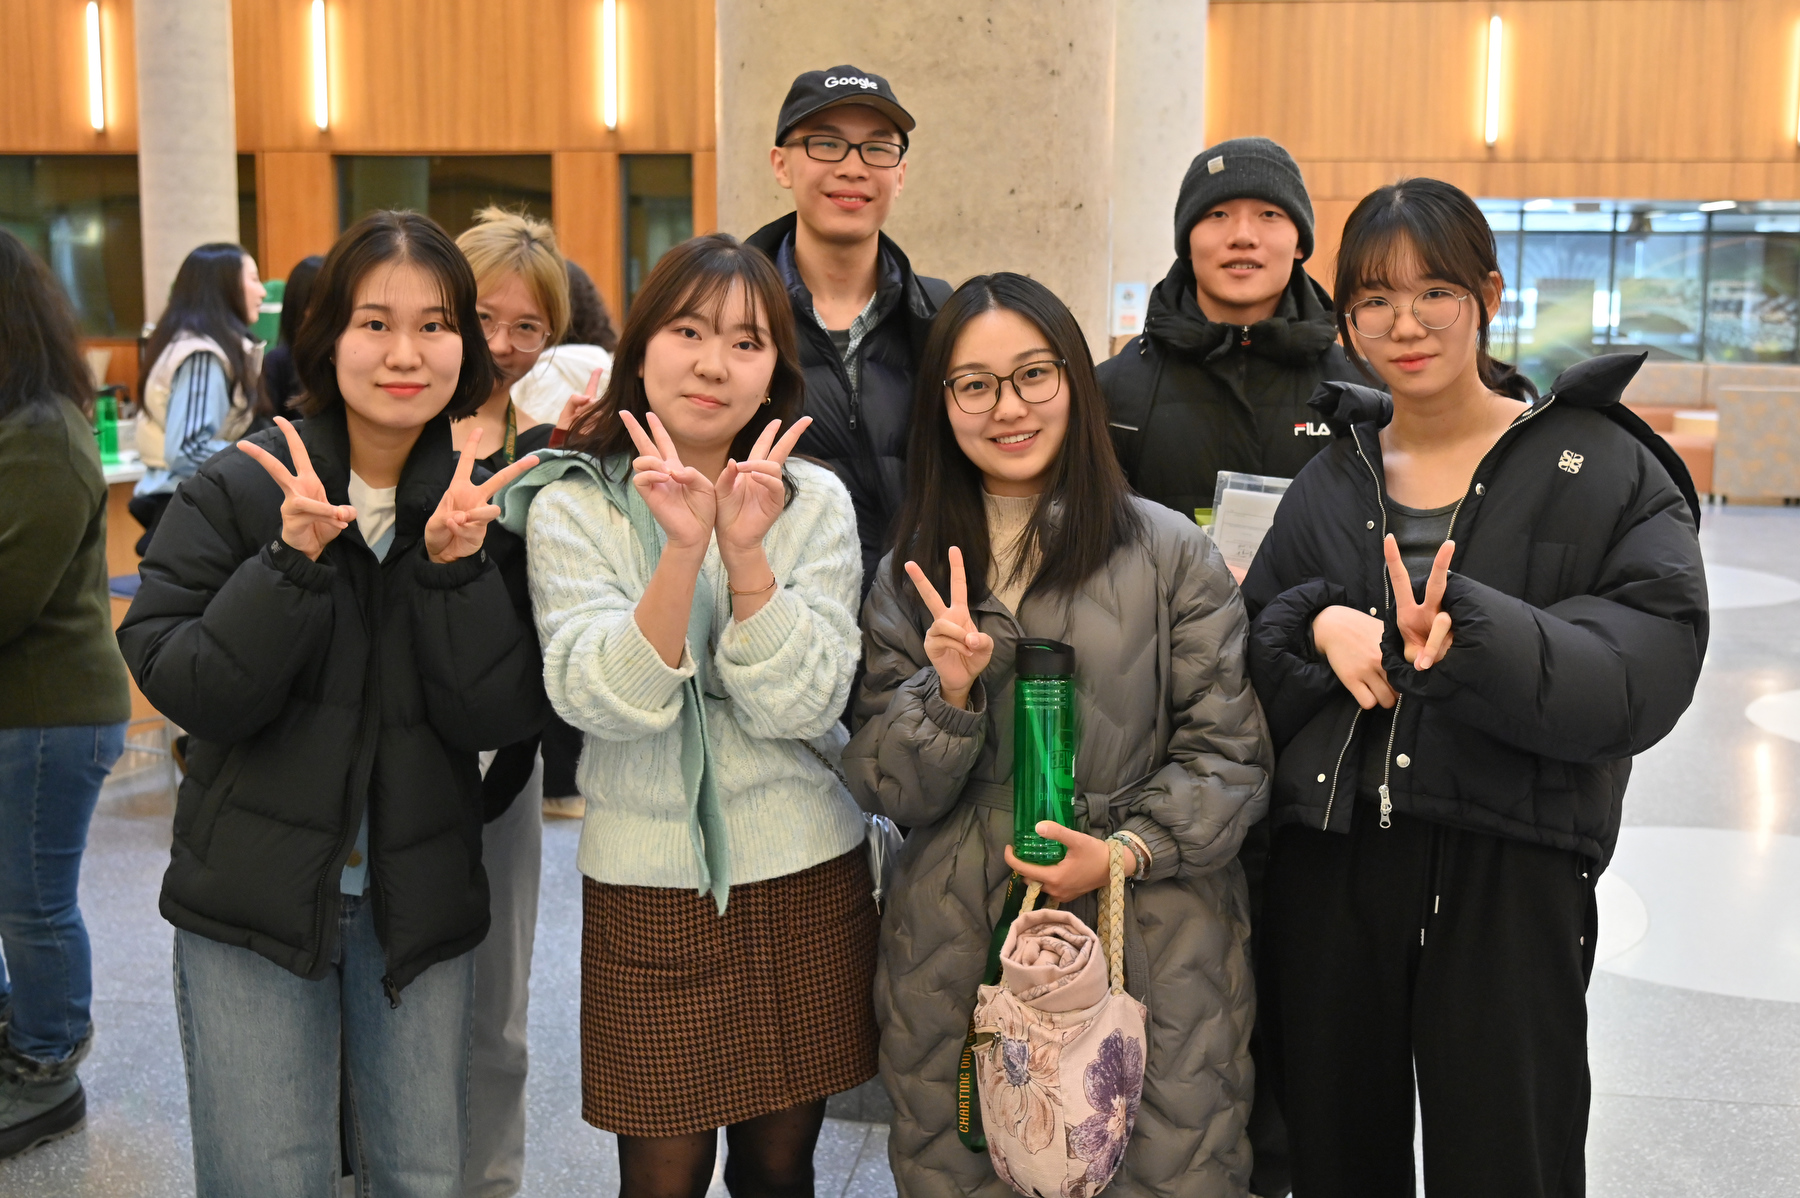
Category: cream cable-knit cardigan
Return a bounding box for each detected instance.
[525,458,867,892]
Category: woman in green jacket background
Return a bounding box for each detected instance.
[0,227,133,1162]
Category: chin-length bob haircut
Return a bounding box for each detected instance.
[292,210,497,420]
[563,233,805,479]
[889,272,1142,607]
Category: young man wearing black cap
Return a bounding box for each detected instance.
[745,66,951,593]
[1098,136,1362,524]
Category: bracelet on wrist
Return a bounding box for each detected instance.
[728,573,777,598]
[1108,830,1152,881]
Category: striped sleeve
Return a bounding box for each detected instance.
[163,353,235,481]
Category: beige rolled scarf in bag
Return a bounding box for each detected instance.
[972,843,1149,1198]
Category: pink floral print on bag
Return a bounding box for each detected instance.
[971,842,1148,1197]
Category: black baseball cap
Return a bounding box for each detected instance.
[774,65,915,147]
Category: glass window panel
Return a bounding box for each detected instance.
[1479,199,1523,232]
[1516,231,1613,389]
[1492,228,1522,363]
[1611,230,1705,362]
[336,155,551,239]
[0,154,143,338]
[1523,200,1615,233]
[1703,232,1799,363]
[623,154,693,310]
[237,154,259,271]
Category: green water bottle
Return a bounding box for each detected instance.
[95,390,119,464]
[1013,638,1078,865]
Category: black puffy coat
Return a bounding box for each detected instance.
[745,214,950,588]
[1240,354,1708,863]
[1098,258,1365,520]
[118,406,550,994]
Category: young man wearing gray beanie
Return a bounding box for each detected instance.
[1098,136,1361,531]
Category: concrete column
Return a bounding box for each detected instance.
[1109,0,1208,346]
[716,0,1118,354]
[134,0,240,328]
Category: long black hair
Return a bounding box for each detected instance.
[293,211,496,420]
[889,272,1142,606]
[276,254,325,348]
[564,233,804,479]
[1334,178,1536,401]
[0,228,93,420]
[138,242,256,410]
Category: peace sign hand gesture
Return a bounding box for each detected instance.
[905,547,994,710]
[423,428,541,564]
[556,365,606,432]
[621,410,715,552]
[236,417,357,562]
[715,416,812,554]
[1385,535,1455,670]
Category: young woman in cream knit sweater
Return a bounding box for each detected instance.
[521,234,875,1197]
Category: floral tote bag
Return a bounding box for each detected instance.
[970,842,1148,1198]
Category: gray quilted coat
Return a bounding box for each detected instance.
[844,498,1273,1197]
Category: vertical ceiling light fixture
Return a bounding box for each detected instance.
[311,0,330,131]
[1484,14,1504,146]
[85,2,105,131]
[602,0,619,131]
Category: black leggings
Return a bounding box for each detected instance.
[1260,804,1598,1198]
[616,1098,827,1198]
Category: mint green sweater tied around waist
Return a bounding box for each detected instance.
[497,451,865,912]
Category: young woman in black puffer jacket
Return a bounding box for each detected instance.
[1241,179,1707,1198]
[119,211,547,1196]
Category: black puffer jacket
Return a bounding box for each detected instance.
[745,214,951,588]
[1240,353,1707,863]
[118,406,550,994]
[1098,258,1364,519]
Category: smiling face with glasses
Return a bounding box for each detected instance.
[771,106,909,245]
[941,308,1071,497]
[1342,255,1504,402]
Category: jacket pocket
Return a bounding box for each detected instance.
[1524,542,1577,609]
[176,745,246,862]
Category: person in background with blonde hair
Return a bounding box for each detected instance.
[452,206,584,1198]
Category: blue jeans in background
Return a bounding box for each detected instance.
[0,723,126,1065]
[174,895,474,1198]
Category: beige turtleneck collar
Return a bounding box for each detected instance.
[983,490,1042,615]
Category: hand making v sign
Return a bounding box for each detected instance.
[622,409,717,551]
[236,417,358,561]
[1386,534,1456,670]
[424,428,541,564]
[904,546,994,711]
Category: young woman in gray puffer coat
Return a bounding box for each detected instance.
[845,272,1274,1197]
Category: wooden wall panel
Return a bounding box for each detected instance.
[256,151,337,278]
[230,0,715,154]
[0,0,136,151]
[554,151,624,319]
[692,150,718,234]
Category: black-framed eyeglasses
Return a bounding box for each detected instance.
[784,134,906,169]
[1347,289,1470,339]
[943,360,1066,414]
[479,314,550,354]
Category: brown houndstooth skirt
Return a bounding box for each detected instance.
[579,846,881,1137]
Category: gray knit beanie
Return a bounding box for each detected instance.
[1173,137,1315,262]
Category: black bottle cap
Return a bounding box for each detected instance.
[1015,638,1075,677]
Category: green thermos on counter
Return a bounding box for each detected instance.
[1012,638,1078,865]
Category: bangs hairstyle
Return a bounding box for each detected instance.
[1334,177,1535,400]
[0,227,93,420]
[456,206,572,344]
[138,242,255,411]
[292,210,497,420]
[889,272,1142,606]
[563,233,804,488]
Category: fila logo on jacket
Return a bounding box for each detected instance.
[1293,421,1332,437]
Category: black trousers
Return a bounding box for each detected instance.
[1260,804,1598,1198]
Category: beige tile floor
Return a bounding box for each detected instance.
[4,503,1799,1197]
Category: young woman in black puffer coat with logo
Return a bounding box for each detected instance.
[1241,179,1707,1198]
